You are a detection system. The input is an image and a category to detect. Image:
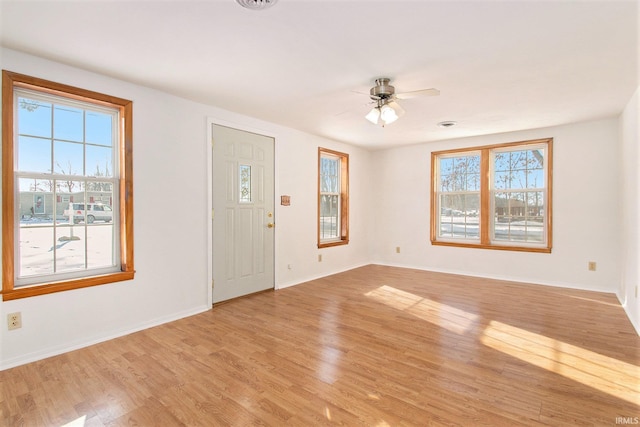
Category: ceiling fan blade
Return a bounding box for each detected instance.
[395,88,440,100]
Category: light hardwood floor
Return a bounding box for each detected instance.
[1,265,639,426]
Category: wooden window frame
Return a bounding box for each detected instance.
[318,147,349,248]
[430,138,552,253]
[2,70,134,300]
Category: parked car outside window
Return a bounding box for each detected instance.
[62,203,113,224]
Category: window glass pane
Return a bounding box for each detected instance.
[54,141,84,176]
[87,225,116,269]
[320,157,339,193]
[440,155,480,192]
[440,157,454,175]
[58,179,84,199]
[18,97,52,138]
[18,136,52,173]
[439,193,480,239]
[493,190,545,243]
[320,194,339,239]
[527,168,544,189]
[54,226,87,273]
[510,170,527,190]
[239,164,252,203]
[86,145,114,178]
[466,173,481,191]
[18,178,54,219]
[53,104,83,142]
[494,148,545,190]
[86,111,113,146]
[494,152,510,172]
[466,156,480,173]
[19,225,55,277]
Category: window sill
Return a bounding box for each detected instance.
[2,270,135,301]
[431,240,551,253]
[318,239,349,249]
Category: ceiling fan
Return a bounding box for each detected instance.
[364,78,440,126]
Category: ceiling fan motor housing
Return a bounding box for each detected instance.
[370,78,395,100]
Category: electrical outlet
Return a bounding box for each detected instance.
[318,254,322,262]
[7,312,21,330]
[588,261,596,271]
[396,246,401,253]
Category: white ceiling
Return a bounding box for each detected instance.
[1,0,637,149]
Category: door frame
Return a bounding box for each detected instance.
[206,117,278,306]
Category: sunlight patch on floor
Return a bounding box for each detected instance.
[324,407,332,421]
[481,320,640,405]
[566,294,621,307]
[61,415,86,427]
[365,285,478,334]
[317,345,341,384]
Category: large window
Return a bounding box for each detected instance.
[431,138,552,252]
[318,148,349,248]
[2,70,134,300]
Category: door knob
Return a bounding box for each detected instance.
[267,222,275,228]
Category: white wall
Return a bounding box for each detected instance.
[271,131,372,289]
[620,87,640,334]
[0,48,371,369]
[371,118,622,293]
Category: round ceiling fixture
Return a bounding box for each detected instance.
[437,121,457,128]
[236,0,278,10]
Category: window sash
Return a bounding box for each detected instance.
[435,151,481,242]
[489,143,548,246]
[319,154,341,242]
[15,174,120,287]
[13,88,122,286]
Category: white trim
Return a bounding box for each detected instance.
[373,261,617,294]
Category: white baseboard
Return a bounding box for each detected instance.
[617,292,640,336]
[373,261,617,294]
[0,305,211,371]
[276,262,369,290]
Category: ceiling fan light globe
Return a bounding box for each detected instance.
[387,100,405,117]
[380,105,399,124]
[365,108,381,124]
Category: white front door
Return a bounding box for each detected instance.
[212,125,275,303]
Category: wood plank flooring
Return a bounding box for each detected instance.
[1,265,639,426]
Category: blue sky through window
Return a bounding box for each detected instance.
[17,95,115,186]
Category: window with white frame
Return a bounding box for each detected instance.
[436,152,481,241]
[431,138,552,252]
[2,70,134,300]
[318,148,349,247]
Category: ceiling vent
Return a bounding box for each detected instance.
[236,0,278,10]
[438,121,457,128]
